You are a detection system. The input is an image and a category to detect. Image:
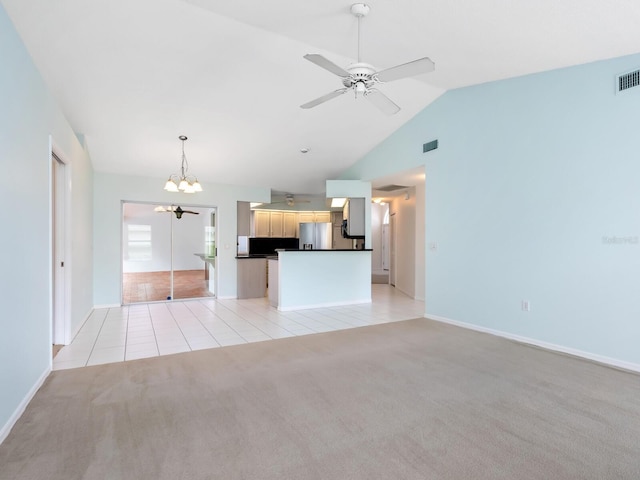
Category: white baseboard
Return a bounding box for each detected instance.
[0,366,51,445]
[425,313,640,374]
[278,298,372,312]
[93,303,120,309]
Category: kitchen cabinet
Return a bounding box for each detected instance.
[254,210,271,237]
[253,209,332,237]
[298,212,315,223]
[283,212,297,237]
[314,212,331,223]
[270,211,284,237]
[343,198,365,237]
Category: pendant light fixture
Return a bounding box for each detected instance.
[163,135,203,193]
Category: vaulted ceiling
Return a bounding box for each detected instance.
[3,0,640,193]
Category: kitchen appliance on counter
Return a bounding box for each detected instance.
[299,222,332,250]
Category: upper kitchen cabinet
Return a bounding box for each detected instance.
[283,212,297,238]
[343,198,365,237]
[314,212,331,223]
[253,209,332,237]
[254,210,271,237]
[270,211,284,237]
[297,212,315,223]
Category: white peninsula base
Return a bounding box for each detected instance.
[269,250,371,311]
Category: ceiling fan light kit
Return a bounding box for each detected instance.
[300,3,435,115]
[163,135,203,193]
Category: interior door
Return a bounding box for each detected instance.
[52,154,67,345]
[389,213,396,287]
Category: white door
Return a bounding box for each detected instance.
[389,213,396,287]
[382,224,390,270]
[52,154,67,345]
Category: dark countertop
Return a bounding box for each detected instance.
[274,249,373,252]
[236,255,277,259]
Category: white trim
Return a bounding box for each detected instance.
[93,303,121,309]
[425,313,640,374]
[0,366,51,445]
[278,298,371,312]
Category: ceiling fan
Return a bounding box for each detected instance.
[271,194,311,207]
[300,3,435,115]
[154,205,200,219]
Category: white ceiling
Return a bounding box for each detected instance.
[3,0,640,194]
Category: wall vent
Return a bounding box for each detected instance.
[423,139,438,153]
[617,69,640,93]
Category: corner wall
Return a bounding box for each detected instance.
[0,4,94,440]
[340,53,640,367]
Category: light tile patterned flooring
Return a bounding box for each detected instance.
[53,285,424,371]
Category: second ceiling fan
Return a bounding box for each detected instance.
[300,3,435,115]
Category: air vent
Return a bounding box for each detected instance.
[423,139,438,153]
[376,184,409,192]
[617,69,640,93]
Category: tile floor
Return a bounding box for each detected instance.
[53,284,424,370]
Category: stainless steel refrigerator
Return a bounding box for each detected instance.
[299,222,332,250]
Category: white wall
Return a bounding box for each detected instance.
[340,53,640,368]
[0,4,94,440]
[94,172,270,304]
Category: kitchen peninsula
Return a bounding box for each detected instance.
[268,249,371,311]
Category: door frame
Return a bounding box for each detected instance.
[51,142,72,346]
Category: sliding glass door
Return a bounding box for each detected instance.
[121,202,217,304]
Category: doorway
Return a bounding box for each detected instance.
[121,202,217,304]
[51,153,69,351]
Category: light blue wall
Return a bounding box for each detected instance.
[341,53,640,366]
[93,172,270,304]
[0,4,94,435]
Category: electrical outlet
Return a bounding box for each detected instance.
[521,300,530,312]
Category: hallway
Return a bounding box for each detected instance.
[53,285,424,370]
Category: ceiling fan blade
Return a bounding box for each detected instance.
[300,88,348,109]
[303,54,350,77]
[376,57,435,83]
[183,210,199,215]
[365,89,401,115]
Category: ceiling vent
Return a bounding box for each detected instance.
[617,69,640,94]
[376,184,409,192]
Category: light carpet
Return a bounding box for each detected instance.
[1,318,640,479]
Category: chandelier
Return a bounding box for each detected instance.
[163,135,203,193]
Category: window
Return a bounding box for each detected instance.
[126,224,152,261]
